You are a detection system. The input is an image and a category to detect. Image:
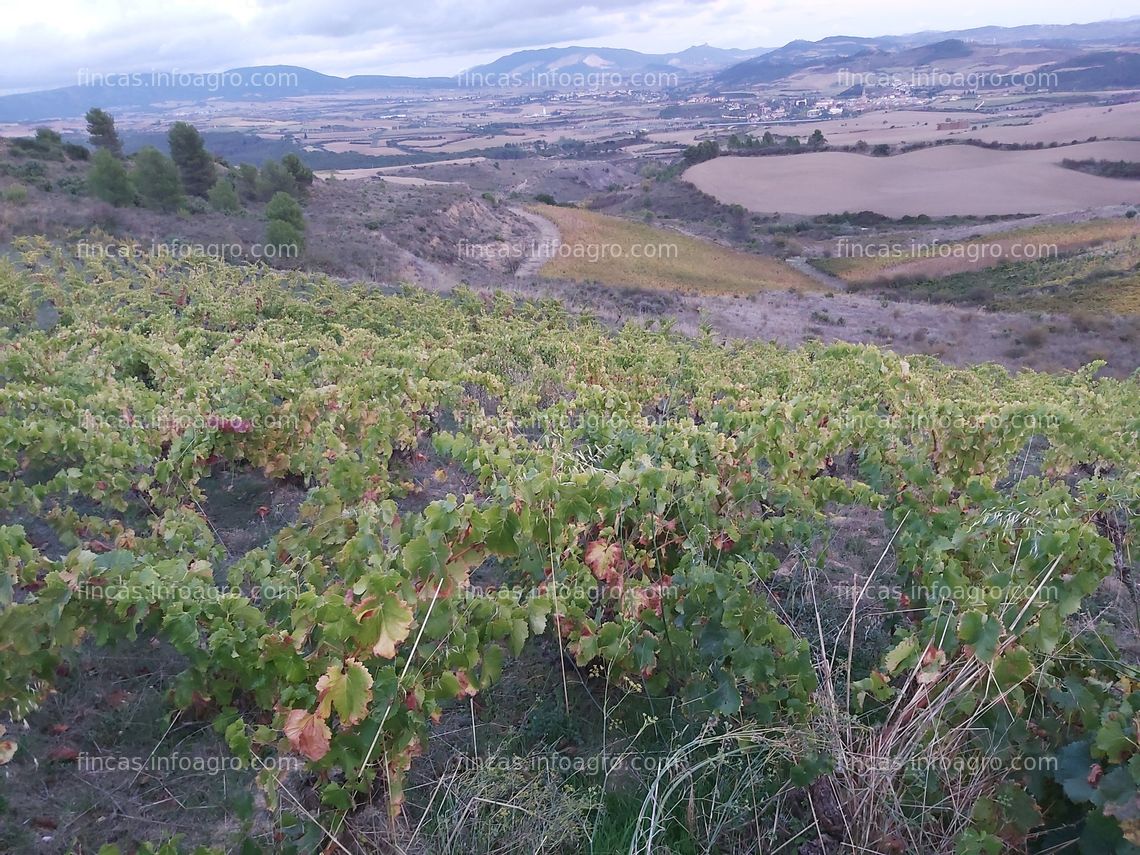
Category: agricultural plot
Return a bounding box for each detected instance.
[0,243,1138,853]
[532,204,817,294]
[685,141,1140,217]
[746,101,1140,149]
[811,217,1140,315]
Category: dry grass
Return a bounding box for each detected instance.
[820,219,1140,285]
[531,205,818,295]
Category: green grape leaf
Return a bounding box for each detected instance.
[355,594,414,659]
[959,611,1002,661]
[316,658,374,726]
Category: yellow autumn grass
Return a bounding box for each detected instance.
[819,218,1140,284]
[531,205,817,294]
[1021,270,1140,315]
[1085,283,1140,314]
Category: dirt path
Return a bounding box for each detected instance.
[788,256,847,290]
[510,207,560,279]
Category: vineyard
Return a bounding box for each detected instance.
[0,237,1138,854]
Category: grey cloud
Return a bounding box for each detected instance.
[1,0,1127,94]
[2,0,686,90]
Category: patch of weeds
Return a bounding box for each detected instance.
[1022,325,1048,348]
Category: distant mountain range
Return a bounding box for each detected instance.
[714,18,1140,86]
[462,44,766,80]
[0,66,456,123]
[2,16,1139,123]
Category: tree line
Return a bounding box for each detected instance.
[83,108,312,256]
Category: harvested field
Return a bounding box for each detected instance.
[743,101,1140,149]
[685,141,1140,216]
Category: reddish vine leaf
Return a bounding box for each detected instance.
[47,745,79,762]
[712,532,736,552]
[454,671,478,698]
[0,725,16,765]
[584,540,624,584]
[283,709,331,761]
[209,415,253,434]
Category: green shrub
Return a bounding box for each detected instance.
[265,218,304,258]
[207,178,241,214]
[2,184,28,205]
[281,153,314,191]
[55,176,87,196]
[87,149,133,206]
[181,195,210,215]
[255,160,298,201]
[265,191,304,231]
[62,142,89,161]
[265,191,306,259]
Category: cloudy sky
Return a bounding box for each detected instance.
[0,0,1134,92]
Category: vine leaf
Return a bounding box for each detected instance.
[712,672,743,715]
[1056,740,1097,803]
[1101,767,1140,844]
[959,611,1002,661]
[283,709,332,761]
[883,636,918,675]
[584,540,623,584]
[316,658,374,726]
[0,725,16,765]
[355,594,414,659]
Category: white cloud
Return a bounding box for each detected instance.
[0,0,1132,92]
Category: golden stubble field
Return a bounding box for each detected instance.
[685,141,1140,217]
[531,205,817,294]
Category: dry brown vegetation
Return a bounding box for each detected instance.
[531,204,817,294]
[819,217,1140,283]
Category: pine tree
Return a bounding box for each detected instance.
[85,108,123,157]
[281,153,314,191]
[132,147,184,212]
[167,122,216,197]
[236,164,260,201]
[256,160,297,201]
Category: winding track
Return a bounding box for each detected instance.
[510,207,561,279]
